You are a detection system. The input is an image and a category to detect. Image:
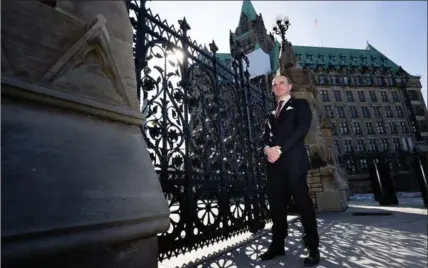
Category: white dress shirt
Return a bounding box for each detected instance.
[264,95,291,155]
[276,95,291,115]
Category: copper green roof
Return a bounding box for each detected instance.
[292,43,400,72]
[239,0,257,22]
[217,53,233,63]
[216,42,403,75]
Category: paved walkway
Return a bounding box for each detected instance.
[160,198,427,268]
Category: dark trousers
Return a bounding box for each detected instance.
[267,170,319,251]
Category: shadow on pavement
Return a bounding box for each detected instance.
[183,204,427,268]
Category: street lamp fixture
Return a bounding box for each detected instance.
[272,15,290,42]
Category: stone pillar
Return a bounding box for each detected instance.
[1,1,169,267]
[278,40,348,212]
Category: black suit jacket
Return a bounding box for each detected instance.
[261,97,312,178]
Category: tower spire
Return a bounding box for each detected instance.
[238,0,258,25]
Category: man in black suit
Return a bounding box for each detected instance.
[259,75,320,266]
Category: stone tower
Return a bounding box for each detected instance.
[278,39,349,211]
[1,1,169,267]
[233,0,276,54]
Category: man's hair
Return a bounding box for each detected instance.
[272,74,291,85]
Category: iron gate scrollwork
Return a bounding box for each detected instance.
[127,0,275,260]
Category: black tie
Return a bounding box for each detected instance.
[275,101,284,119]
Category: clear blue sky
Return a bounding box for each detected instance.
[148,1,427,105]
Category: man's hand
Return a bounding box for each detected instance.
[265,146,282,163]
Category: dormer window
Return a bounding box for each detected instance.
[351,57,358,64]
[373,58,379,65]
[341,56,346,64]
[330,56,336,62]
[362,57,368,64]
[307,54,313,61]
[319,55,324,62]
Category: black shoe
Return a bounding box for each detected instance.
[259,248,285,261]
[304,249,320,266]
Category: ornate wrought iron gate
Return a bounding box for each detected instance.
[127,0,275,260]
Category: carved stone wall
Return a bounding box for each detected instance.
[1,1,169,267]
[278,42,348,211]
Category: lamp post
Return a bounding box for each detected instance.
[272,16,290,42]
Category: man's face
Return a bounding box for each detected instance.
[272,76,292,98]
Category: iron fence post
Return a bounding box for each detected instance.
[237,56,262,232]
[209,40,228,234]
[178,17,195,247]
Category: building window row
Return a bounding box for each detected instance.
[319,89,400,103]
[322,103,405,119]
[314,75,403,88]
[333,137,410,154]
[329,121,409,136]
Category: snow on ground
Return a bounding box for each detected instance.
[350,192,422,200]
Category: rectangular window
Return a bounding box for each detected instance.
[419,120,428,132]
[334,140,341,154]
[362,106,371,118]
[366,76,372,86]
[324,105,334,118]
[396,106,404,117]
[333,90,342,101]
[346,91,354,102]
[385,106,393,118]
[355,76,361,86]
[368,139,377,152]
[380,91,389,102]
[340,122,350,135]
[377,122,386,134]
[350,106,359,118]
[352,122,362,135]
[336,106,346,118]
[356,140,365,152]
[365,122,374,134]
[380,138,388,151]
[389,122,398,134]
[330,122,337,135]
[358,91,365,102]
[400,122,409,133]
[320,90,329,102]
[392,138,401,151]
[373,106,382,117]
[344,140,352,153]
[414,104,426,117]
[369,91,377,102]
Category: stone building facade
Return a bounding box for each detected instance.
[219,0,428,194]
